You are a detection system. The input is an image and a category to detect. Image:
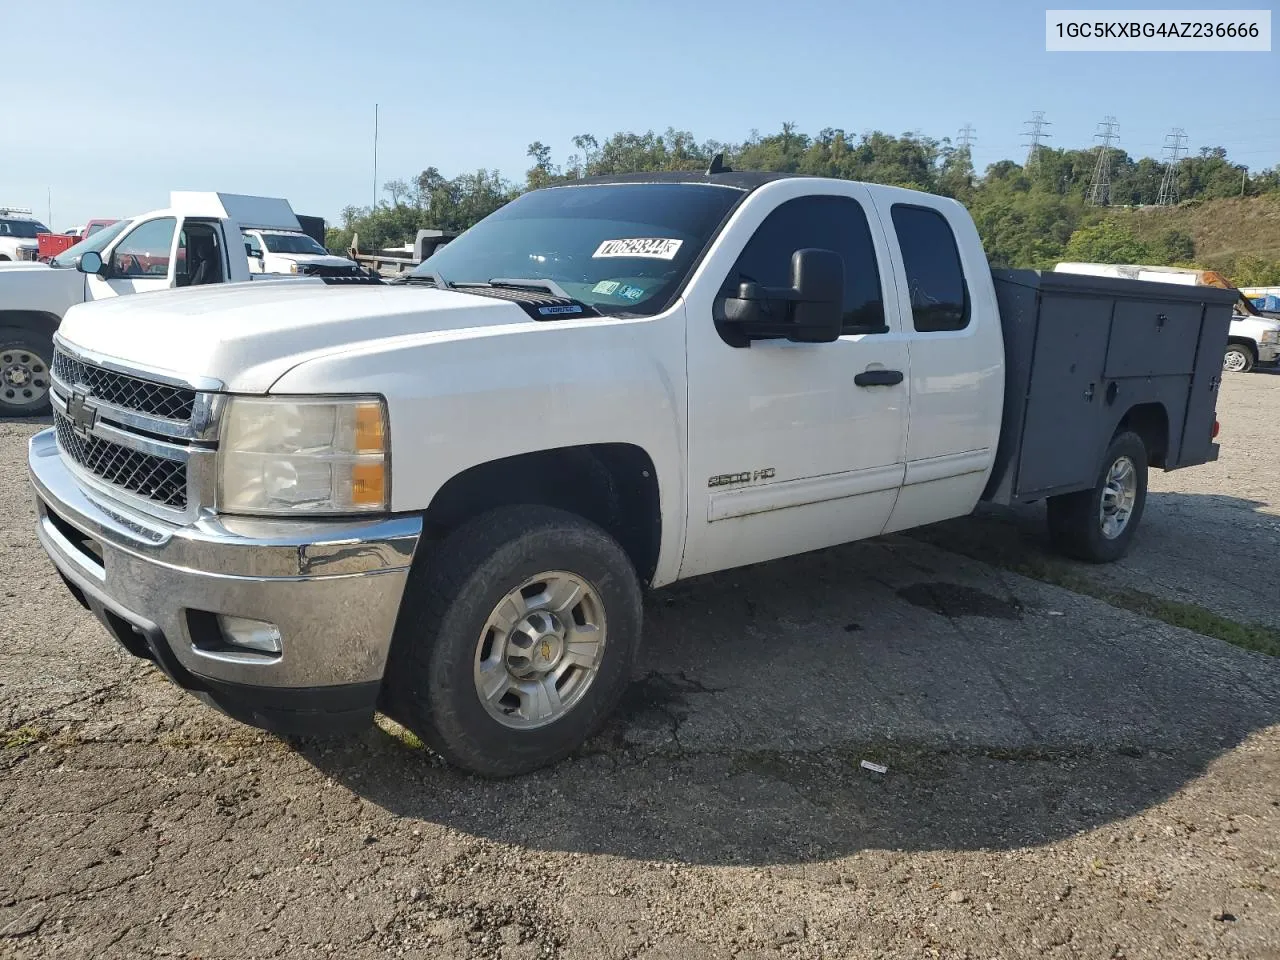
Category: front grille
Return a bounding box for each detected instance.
[52,350,196,421]
[55,413,188,508]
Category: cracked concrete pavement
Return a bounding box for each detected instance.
[1,374,1279,959]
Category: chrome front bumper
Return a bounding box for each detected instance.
[28,428,422,732]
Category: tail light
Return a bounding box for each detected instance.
[1212,420,1220,439]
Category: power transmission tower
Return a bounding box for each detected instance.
[1156,127,1188,206]
[1087,116,1120,206]
[1022,111,1052,170]
[956,123,977,152]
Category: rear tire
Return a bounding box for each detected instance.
[1223,343,1255,373]
[0,327,55,417]
[382,505,642,777]
[1047,430,1148,564]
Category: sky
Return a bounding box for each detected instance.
[4,0,1278,230]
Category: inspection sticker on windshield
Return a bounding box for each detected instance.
[592,280,621,295]
[593,238,683,260]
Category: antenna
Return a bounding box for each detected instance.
[706,152,731,175]
[1022,111,1052,170]
[1086,116,1120,206]
[1156,127,1188,206]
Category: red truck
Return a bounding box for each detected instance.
[36,219,118,262]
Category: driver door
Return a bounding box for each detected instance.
[85,216,181,300]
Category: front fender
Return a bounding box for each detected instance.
[0,265,85,320]
[268,308,690,584]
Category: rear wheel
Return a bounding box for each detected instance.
[1223,343,1255,373]
[0,327,55,417]
[382,505,642,777]
[1047,430,1148,563]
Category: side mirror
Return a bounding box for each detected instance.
[718,248,845,346]
[77,251,105,276]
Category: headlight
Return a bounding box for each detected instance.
[288,262,299,274]
[1261,329,1279,345]
[217,396,388,515]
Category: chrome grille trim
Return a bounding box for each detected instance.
[54,412,189,509]
[52,349,197,421]
[48,338,224,518]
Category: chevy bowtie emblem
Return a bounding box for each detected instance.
[66,390,98,435]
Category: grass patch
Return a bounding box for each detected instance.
[2,725,47,749]
[909,523,1280,657]
[374,714,425,750]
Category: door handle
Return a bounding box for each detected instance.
[854,369,904,387]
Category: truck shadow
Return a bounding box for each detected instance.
[297,491,1280,867]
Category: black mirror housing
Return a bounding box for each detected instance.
[77,251,105,277]
[718,248,845,346]
[787,248,844,343]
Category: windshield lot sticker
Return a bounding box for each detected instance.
[593,238,683,260]
[592,280,621,295]
[618,284,645,301]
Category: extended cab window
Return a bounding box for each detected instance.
[891,204,969,333]
[112,217,176,278]
[728,195,884,334]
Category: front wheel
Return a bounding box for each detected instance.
[1047,431,1148,563]
[1223,343,1255,373]
[0,327,55,417]
[382,505,642,777]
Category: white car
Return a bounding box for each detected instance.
[27,171,1236,777]
[241,228,359,275]
[0,208,50,263]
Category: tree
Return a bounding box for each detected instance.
[1063,220,1153,264]
[331,123,1279,270]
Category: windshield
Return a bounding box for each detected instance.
[260,231,329,255]
[84,221,117,238]
[50,218,131,267]
[409,183,746,316]
[0,219,50,239]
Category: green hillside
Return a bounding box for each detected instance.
[1121,195,1280,279]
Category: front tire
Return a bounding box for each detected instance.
[1223,343,1255,373]
[383,505,642,777]
[1047,430,1148,563]
[0,327,55,417]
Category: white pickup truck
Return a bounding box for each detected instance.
[0,193,352,416]
[0,208,51,263]
[241,227,359,276]
[27,169,1234,777]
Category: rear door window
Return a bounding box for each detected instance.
[891,205,969,332]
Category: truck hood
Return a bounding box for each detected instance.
[55,280,540,392]
[0,261,58,272]
[273,253,358,268]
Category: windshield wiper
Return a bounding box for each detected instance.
[452,277,572,300]
[393,269,451,289]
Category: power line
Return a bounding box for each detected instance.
[1157,127,1189,206]
[1022,111,1052,170]
[1087,116,1120,206]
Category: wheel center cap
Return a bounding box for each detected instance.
[4,365,28,386]
[509,610,565,673]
